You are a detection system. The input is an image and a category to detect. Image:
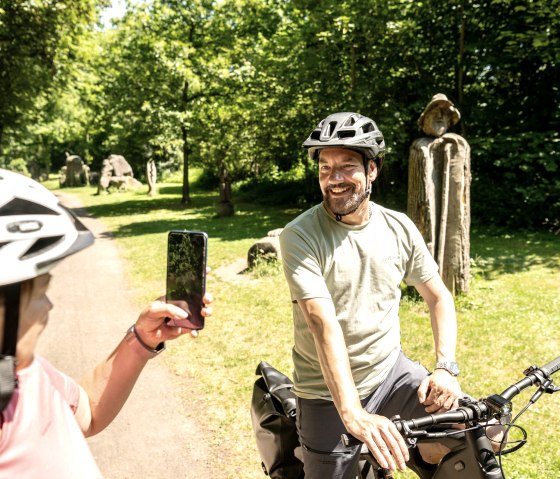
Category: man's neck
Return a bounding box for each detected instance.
[323,200,371,225]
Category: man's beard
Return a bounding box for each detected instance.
[323,183,368,217]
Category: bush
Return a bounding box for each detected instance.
[6,158,31,176]
[470,131,559,230]
[235,163,319,207]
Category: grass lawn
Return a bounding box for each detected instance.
[48,173,559,479]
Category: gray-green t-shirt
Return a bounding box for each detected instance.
[279,202,438,400]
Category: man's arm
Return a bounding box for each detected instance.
[415,276,462,412]
[297,297,409,472]
[75,297,212,437]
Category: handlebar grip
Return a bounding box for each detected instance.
[394,408,475,434]
[541,356,560,376]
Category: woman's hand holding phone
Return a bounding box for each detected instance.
[134,292,214,348]
[166,292,214,336]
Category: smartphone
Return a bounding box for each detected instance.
[166,230,208,330]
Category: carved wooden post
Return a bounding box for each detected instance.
[408,94,471,295]
[217,160,234,216]
[147,159,157,197]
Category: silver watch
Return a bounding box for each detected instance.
[435,361,460,376]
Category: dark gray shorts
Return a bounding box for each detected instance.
[296,351,429,479]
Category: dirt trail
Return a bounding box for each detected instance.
[36,193,216,479]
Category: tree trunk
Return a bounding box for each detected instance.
[0,123,4,159]
[181,123,190,205]
[457,0,466,137]
[216,159,234,216]
[181,81,190,205]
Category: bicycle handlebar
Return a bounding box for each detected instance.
[393,402,489,437]
[393,356,560,438]
[542,356,560,376]
[342,357,560,447]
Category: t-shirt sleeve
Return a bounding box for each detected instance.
[401,216,439,286]
[36,356,80,413]
[279,226,331,301]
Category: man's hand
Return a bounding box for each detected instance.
[344,408,409,471]
[417,369,462,413]
[134,292,214,348]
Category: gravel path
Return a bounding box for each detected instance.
[36,193,216,479]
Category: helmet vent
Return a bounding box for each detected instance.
[0,198,58,217]
[338,130,355,139]
[20,235,65,260]
[362,122,375,133]
[326,121,337,138]
[310,131,321,140]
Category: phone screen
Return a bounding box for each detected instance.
[166,230,208,330]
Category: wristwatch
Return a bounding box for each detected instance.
[435,361,460,376]
[125,324,166,359]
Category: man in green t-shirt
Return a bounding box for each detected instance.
[279,112,462,478]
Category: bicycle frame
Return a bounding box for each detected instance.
[357,427,503,479]
[420,427,502,479]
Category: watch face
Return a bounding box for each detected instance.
[437,362,459,376]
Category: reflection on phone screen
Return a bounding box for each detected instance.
[166,231,207,330]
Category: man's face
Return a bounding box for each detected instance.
[318,147,376,218]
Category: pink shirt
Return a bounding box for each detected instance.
[0,356,103,478]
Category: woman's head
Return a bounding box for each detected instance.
[0,169,94,406]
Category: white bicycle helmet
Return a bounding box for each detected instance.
[302,112,385,169]
[0,168,94,286]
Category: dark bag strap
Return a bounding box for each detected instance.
[0,356,17,412]
[256,361,297,418]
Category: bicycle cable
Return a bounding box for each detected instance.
[495,382,549,478]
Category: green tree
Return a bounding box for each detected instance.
[0,0,106,168]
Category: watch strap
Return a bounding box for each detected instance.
[435,361,460,376]
[125,325,165,359]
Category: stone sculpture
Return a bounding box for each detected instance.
[97,154,142,194]
[247,228,284,268]
[59,153,90,187]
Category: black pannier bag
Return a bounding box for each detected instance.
[250,361,304,478]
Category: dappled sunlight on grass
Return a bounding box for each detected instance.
[46,177,560,479]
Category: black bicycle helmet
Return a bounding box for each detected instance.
[302,112,385,169]
[0,168,94,411]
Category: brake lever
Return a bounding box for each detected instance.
[530,379,559,405]
[523,364,556,388]
[543,381,560,394]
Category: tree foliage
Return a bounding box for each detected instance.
[0,0,107,165]
[1,0,558,228]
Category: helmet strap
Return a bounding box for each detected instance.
[0,283,20,412]
[2,283,20,356]
[364,158,374,197]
